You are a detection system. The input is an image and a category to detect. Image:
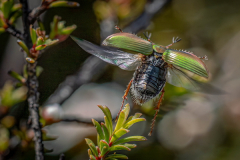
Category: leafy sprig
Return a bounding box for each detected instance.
[49,15,77,41]
[86,104,147,160]
[0,0,22,30]
[16,15,77,64]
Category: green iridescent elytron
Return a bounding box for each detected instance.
[71,28,210,135]
[102,32,153,55]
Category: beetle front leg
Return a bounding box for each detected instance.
[115,25,123,32]
[115,79,133,121]
[166,37,181,49]
[149,88,165,136]
[198,55,208,60]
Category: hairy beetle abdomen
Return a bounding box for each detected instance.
[131,61,167,104]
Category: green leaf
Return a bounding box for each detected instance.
[11,86,28,104]
[8,11,21,25]
[106,154,128,159]
[30,26,37,45]
[49,1,80,8]
[26,57,35,63]
[0,16,7,28]
[36,66,43,77]
[114,104,130,132]
[8,71,26,83]
[122,143,136,149]
[114,111,126,132]
[88,149,93,157]
[35,44,46,51]
[97,134,100,147]
[111,129,129,143]
[2,0,14,19]
[104,116,112,137]
[89,155,97,160]
[49,15,60,39]
[123,118,146,129]
[124,116,133,124]
[99,140,108,153]
[85,138,98,157]
[57,21,65,31]
[122,104,130,120]
[36,36,44,46]
[109,145,131,152]
[113,136,147,145]
[124,113,143,125]
[44,39,59,46]
[92,119,104,141]
[11,3,22,13]
[61,24,77,35]
[101,123,110,143]
[17,40,30,56]
[37,19,45,31]
[98,105,113,135]
[132,113,142,119]
[100,146,108,157]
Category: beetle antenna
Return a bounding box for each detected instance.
[115,25,123,32]
[166,37,182,49]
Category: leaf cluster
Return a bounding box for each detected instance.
[49,15,77,40]
[0,0,22,32]
[86,104,147,160]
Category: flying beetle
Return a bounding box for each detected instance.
[71,26,210,136]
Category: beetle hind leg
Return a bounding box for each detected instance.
[115,79,133,122]
[148,88,165,136]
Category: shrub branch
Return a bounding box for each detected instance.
[20,0,44,159]
[5,25,24,40]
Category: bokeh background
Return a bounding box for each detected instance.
[1,0,240,159]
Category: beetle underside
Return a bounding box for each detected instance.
[131,52,167,104]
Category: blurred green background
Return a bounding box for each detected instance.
[1,0,240,159]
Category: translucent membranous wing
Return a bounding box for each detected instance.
[167,65,223,94]
[102,32,153,56]
[162,49,224,93]
[163,49,209,79]
[71,36,141,71]
[167,66,201,91]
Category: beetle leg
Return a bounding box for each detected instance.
[166,37,182,49]
[148,88,165,136]
[143,32,152,43]
[115,79,133,122]
[115,25,123,32]
[198,55,208,60]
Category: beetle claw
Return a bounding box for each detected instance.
[115,25,123,32]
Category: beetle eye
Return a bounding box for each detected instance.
[153,45,166,53]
